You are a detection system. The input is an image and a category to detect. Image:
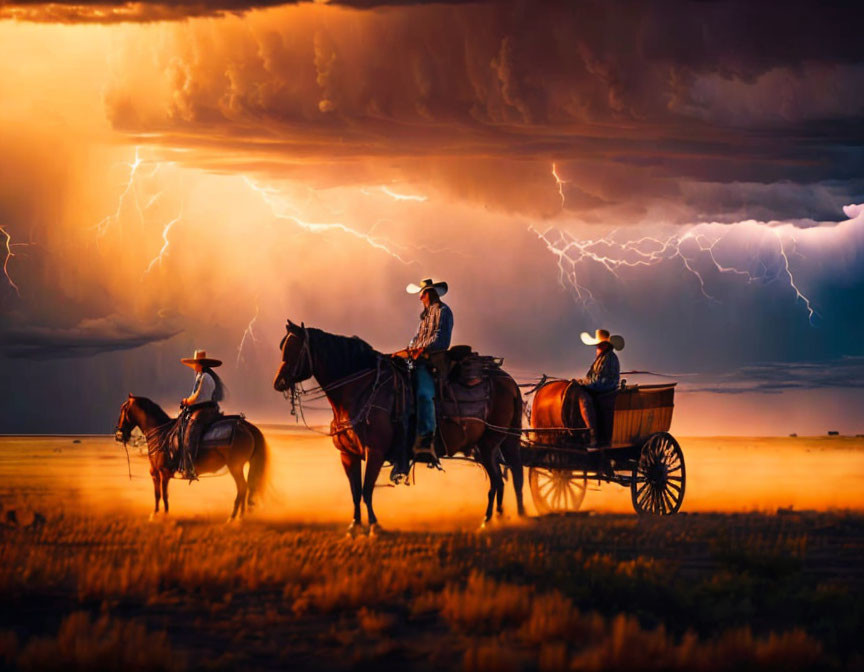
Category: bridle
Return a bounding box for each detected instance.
[115,400,133,444]
[279,324,314,389]
[114,399,134,480]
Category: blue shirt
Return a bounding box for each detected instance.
[585,348,620,392]
[409,301,454,352]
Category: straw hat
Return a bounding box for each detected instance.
[406,278,448,298]
[180,349,223,368]
[580,329,625,351]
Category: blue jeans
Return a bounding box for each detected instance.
[415,362,436,436]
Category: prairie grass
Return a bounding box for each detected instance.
[0,509,861,670]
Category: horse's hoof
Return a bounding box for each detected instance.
[368,523,383,537]
[478,518,491,532]
[225,516,237,525]
[149,512,160,522]
[346,521,362,538]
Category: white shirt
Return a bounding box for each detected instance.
[190,371,216,404]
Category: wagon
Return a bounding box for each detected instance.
[520,380,684,516]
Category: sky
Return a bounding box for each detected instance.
[1,0,863,435]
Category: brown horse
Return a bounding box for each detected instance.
[272,321,524,533]
[114,395,269,521]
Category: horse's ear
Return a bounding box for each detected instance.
[286,318,294,327]
[301,321,305,328]
[128,393,133,398]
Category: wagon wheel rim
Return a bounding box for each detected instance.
[529,467,587,515]
[631,433,685,516]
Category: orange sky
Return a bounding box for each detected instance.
[1,5,863,435]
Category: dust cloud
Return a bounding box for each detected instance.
[1,431,862,527]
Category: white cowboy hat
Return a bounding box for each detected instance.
[580,329,625,351]
[406,278,448,298]
[181,349,223,368]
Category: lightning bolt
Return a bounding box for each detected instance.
[143,214,181,275]
[379,186,428,202]
[236,304,259,366]
[244,178,411,264]
[775,230,818,325]
[0,225,23,297]
[532,221,820,323]
[97,147,145,235]
[551,162,566,209]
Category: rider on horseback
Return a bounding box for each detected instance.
[180,349,225,479]
[404,278,453,459]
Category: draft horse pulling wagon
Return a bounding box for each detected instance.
[523,380,685,516]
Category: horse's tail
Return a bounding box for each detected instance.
[246,423,270,508]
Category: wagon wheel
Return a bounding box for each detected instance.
[529,467,587,515]
[631,432,685,516]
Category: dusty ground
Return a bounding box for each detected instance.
[0,432,862,670]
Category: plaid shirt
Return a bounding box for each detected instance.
[409,301,454,352]
[585,347,620,392]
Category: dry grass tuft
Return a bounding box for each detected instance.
[10,612,182,671]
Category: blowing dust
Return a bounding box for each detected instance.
[0,431,862,527]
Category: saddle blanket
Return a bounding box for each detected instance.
[437,378,491,421]
[201,419,239,445]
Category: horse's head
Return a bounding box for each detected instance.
[273,319,313,392]
[114,395,137,443]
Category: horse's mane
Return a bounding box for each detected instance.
[307,327,381,383]
[129,396,172,424]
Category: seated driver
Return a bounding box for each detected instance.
[574,329,624,447]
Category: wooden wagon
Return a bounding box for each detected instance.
[521,380,685,515]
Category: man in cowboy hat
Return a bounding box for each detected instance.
[179,349,225,479]
[403,278,454,459]
[574,329,624,448]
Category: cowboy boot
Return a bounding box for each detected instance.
[412,433,437,464]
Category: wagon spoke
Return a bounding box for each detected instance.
[657,488,668,514]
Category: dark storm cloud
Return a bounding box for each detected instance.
[93,0,864,221]
[0,0,478,23]
[683,357,864,395]
[0,315,181,359]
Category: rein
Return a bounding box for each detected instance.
[281,327,388,437]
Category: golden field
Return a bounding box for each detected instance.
[0,432,862,670]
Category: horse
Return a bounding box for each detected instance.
[272,320,524,533]
[114,395,269,521]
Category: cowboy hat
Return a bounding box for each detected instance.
[580,329,625,351]
[181,349,223,368]
[406,278,448,298]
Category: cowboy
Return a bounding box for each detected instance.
[404,278,454,457]
[574,329,624,447]
[179,349,225,479]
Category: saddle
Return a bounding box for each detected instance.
[200,416,244,446]
[430,345,505,422]
[168,412,245,474]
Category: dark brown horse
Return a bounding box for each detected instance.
[272,321,524,533]
[114,395,269,521]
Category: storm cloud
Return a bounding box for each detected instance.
[0,315,181,359]
[88,1,864,223]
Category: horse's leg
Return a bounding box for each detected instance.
[227,460,248,522]
[499,439,525,517]
[362,447,386,534]
[477,439,505,526]
[340,451,362,533]
[150,469,161,519]
[160,470,171,515]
